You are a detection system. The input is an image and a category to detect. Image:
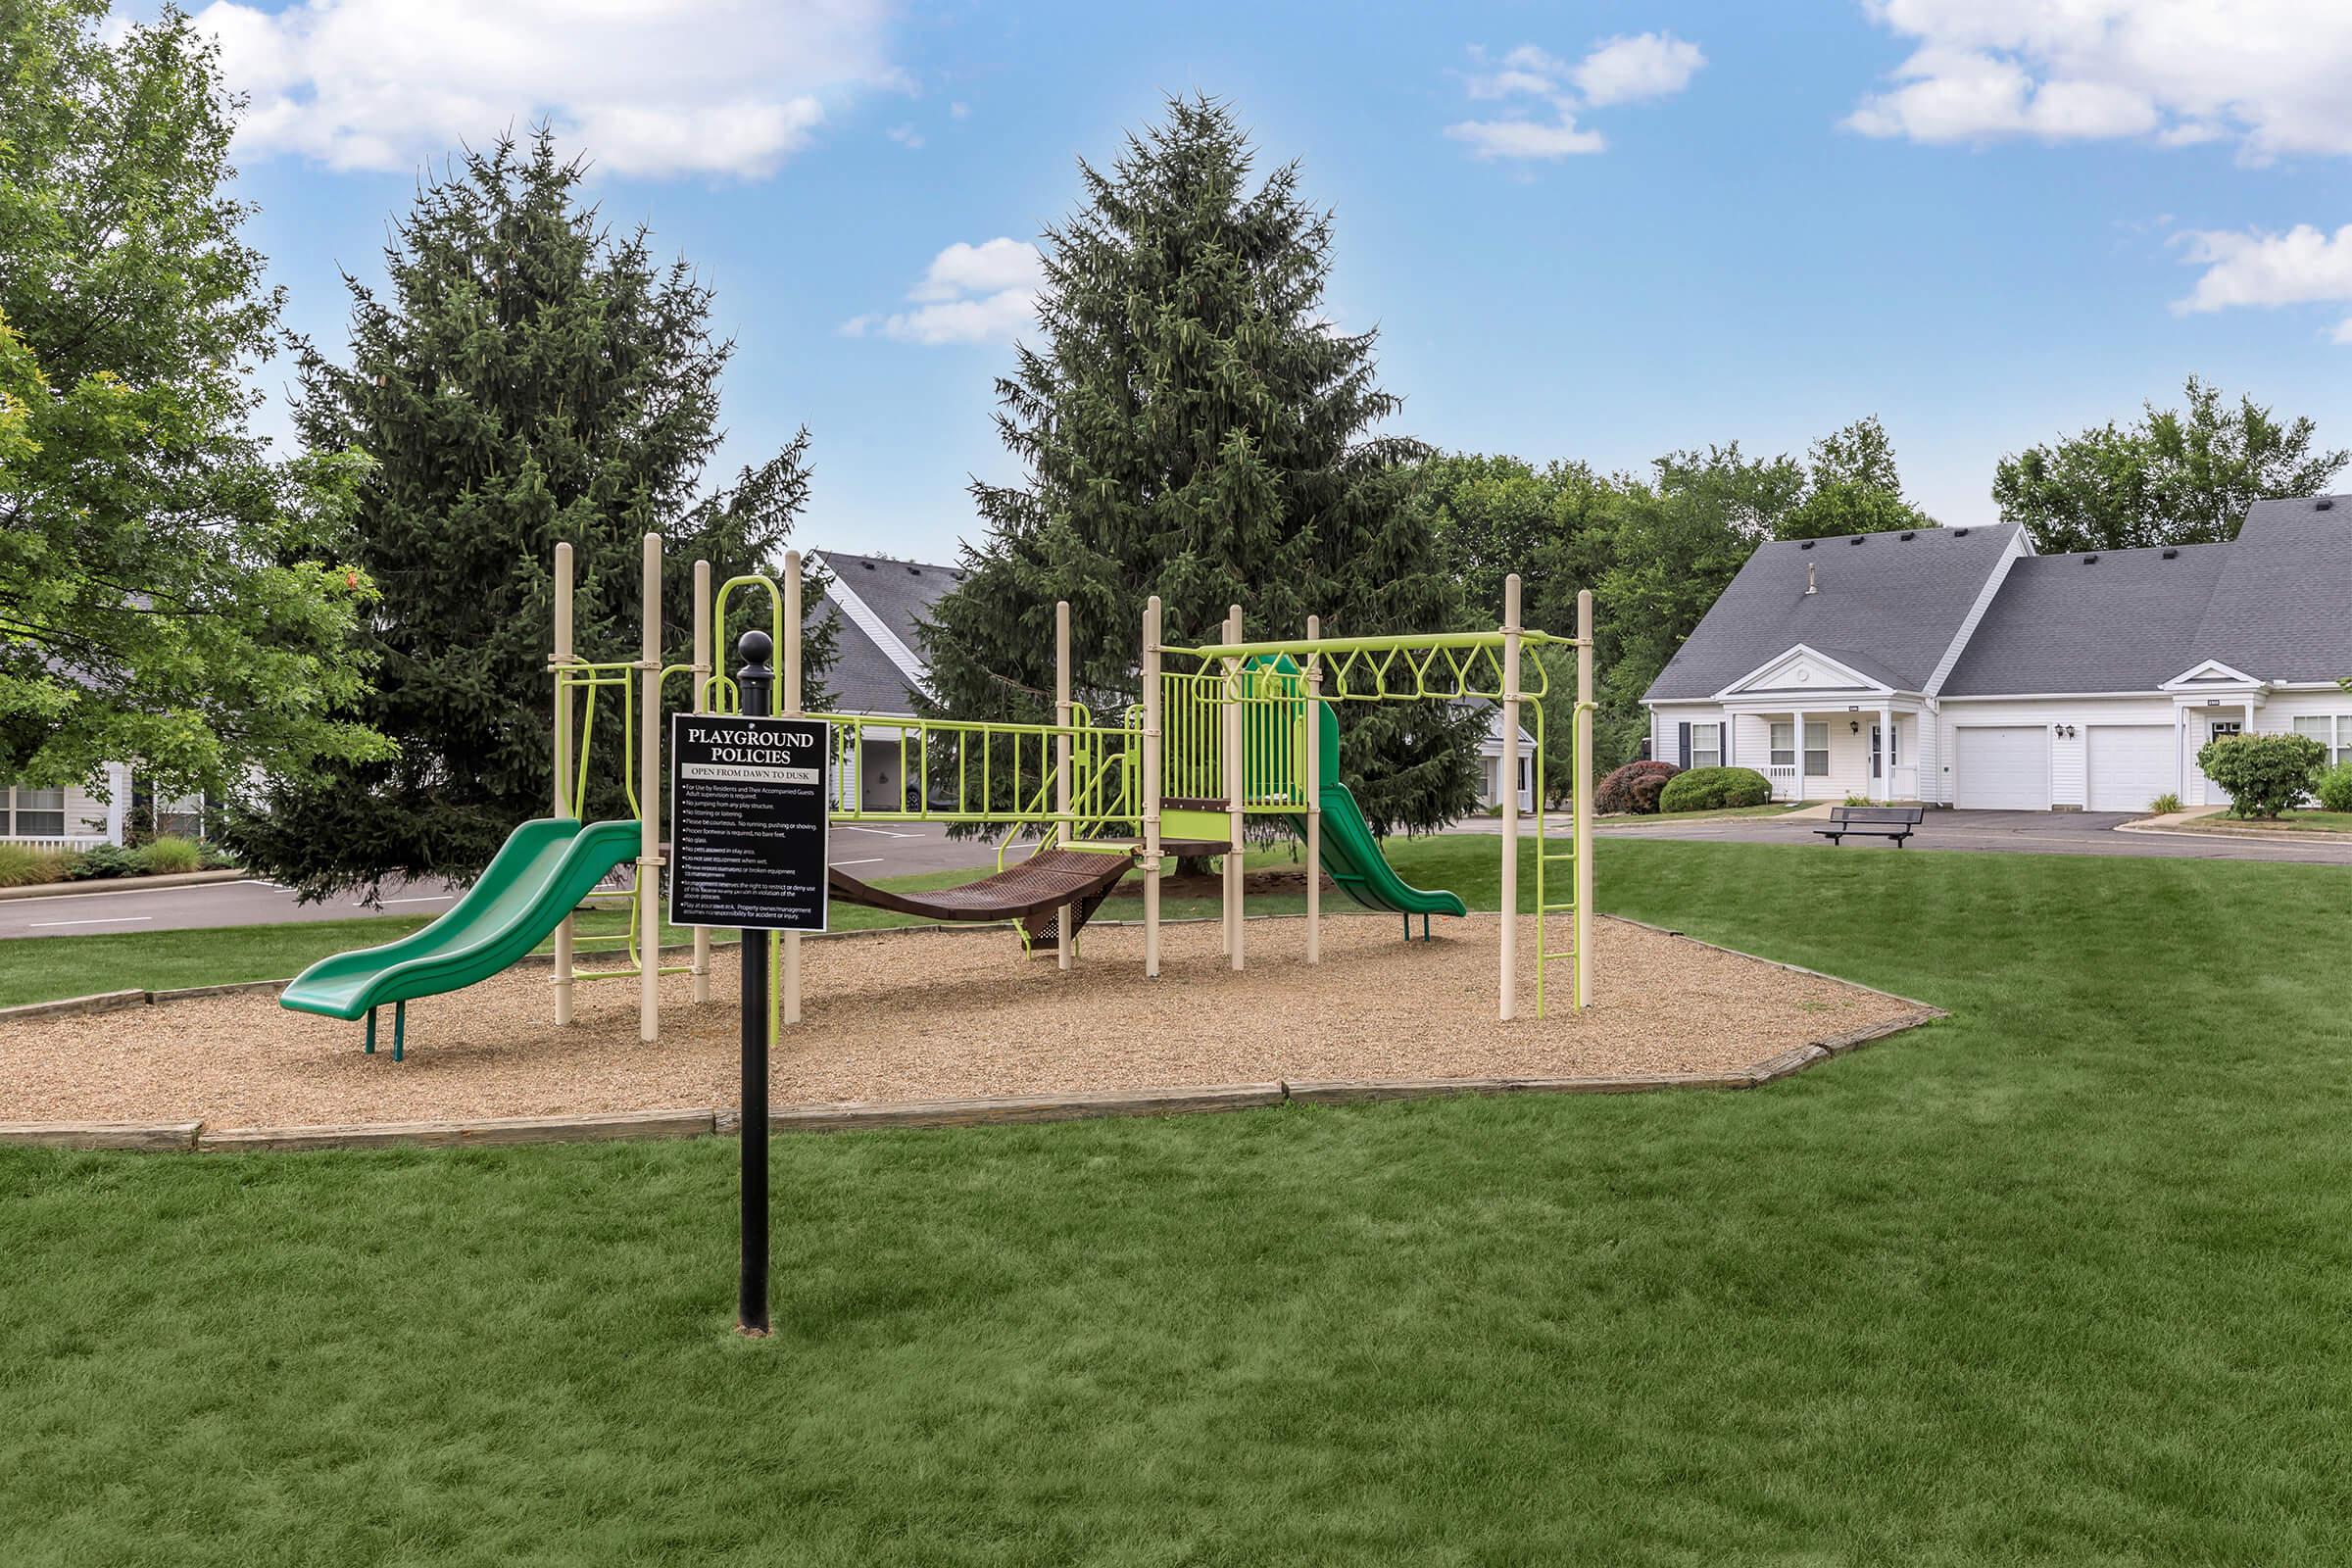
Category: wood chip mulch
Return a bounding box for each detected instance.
[0,915,1933,1127]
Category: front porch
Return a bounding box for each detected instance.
[1736,706,1921,804]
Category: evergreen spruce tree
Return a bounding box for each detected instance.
[226,133,828,899]
[925,96,1478,839]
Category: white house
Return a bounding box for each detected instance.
[1642,494,2352,811]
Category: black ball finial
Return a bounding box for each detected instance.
[737,628,773,667]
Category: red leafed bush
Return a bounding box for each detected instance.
[1597,760,1680,815]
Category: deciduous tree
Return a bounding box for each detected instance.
[1994,377,2346,552]
[0,0,385,812]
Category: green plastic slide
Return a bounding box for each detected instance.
[278,818,642,1022]
[1253,657,1467,919]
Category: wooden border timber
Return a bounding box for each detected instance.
[0,1121,202,1152]
[0,1007,1939,1155]
[195,1108,716,1153]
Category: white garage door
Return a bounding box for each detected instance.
[1955,726,2050,810]
[2086,725,2175,812]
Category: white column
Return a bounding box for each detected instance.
[1880,703,1894,802]
[638,533,662,1045]
[1498,575,1521,1021]
[781,551,804,1028]
[1054,600,1073,971]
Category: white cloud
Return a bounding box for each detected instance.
[1446,33,1702,162]
[1847,1,2352,160]
[2174,224,2352,334]
[1445,116,1605,160]
[886,123,924,150]
[909,238,1045,302]
[950,101,971,120]
[192,0,899,177]
[843,238,1043,346]
[1573,32,1707,107]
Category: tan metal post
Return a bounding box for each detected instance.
[1499,573,1522,1021]
[1143,596,1162,979]
[553,541,574,1027]
[1576,587,1594,1010]
[1304,613,1321,966]
[1224,604,1244,972]
[691,560,711,1004]
[1055,599,1073,971]
[639,533,662,1045]
[781,550,804,1028]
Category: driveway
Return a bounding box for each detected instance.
[1582,808,2352,864]
[0,822,1009,939]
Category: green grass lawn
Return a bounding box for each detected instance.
[1599,802,1803,824]
[2195,808,2352,834]
[7,840,2352,1562]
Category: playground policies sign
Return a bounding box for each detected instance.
[668,714,830,932]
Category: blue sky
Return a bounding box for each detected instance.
[197,1,2352,564]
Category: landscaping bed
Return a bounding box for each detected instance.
[0,913,1930,1130]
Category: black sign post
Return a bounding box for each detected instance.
[668,628,830,1338]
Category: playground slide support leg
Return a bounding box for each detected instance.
[639,532,662,1046]
[1305,615,1320,966]
[1143,596,1162,979]
[1499,574,1522,1021]
[365,1007,375,1055]
[781,550,804,1029]
[553,541,574,1028]
[1576,587,1594,1011]
[1223,605,1245,972]
[691,559,711,1004]
[1055,600,1072,972]
[392,1000,406,1064]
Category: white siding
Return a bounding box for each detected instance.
[1648,704,1723,769]
[1936,697,2178,808]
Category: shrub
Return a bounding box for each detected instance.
[2195,732,2325,818]
[65,843,139,880]
[0,843,71,888]
[2316,764,2352,815]
[1844,793,1872,808]
[1658,765,1773,813]
[2148,792,2183,815]
[1596,760,1680,815]
[135,834,206,874]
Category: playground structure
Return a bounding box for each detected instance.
[279,536,1594,1055]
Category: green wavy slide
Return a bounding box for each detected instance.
[1252,657,1467,920]
[279,818,641,1022]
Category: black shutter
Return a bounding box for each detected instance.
[1717,722,1729,765]
[1679,722,1691,769]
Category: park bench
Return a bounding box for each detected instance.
[1814,805,1925,847]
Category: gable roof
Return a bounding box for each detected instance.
[1942,496,2352,694]
[2183,498,2352,682]
[806,550,967,714]
[1643,524,2023,701]
[1940,543,2230,695]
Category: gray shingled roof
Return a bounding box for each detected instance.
[1643,524,2022,700]
[1940,544,2229,695]
[806,551,966,714]
[2187,499,2352,681]
[1941,496,2352,694]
